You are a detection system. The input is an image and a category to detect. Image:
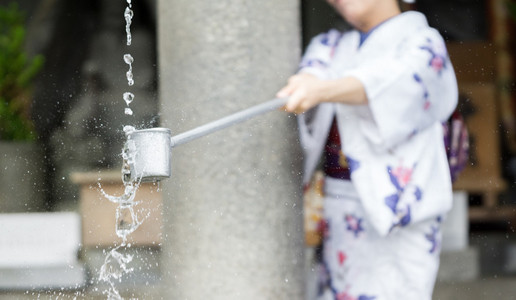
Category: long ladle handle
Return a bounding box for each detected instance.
[170,97,288,148]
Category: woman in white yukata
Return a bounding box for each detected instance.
[277,0,458,299]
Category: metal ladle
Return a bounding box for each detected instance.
[123,97,288,182]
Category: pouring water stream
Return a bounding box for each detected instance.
[96,1,287,298]
[96,1,141,299]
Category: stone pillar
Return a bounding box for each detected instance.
[157,1,304,299]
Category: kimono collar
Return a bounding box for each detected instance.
[358,24,381,47]
[357,11,428,49]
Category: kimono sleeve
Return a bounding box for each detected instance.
[347,29,458,149]
[298,29,342,79]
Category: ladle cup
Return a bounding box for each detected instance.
[123,97,287,182]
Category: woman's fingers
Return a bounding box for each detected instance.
[277,73,321,114]
[276,85,293,99]
[286,88,313,114]
[276,75,301,98]
[285,89,301,113]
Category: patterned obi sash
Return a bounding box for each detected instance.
[323,118,351,181]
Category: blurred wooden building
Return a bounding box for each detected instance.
[423,0,516,224]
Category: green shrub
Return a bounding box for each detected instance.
[0,3,44,141]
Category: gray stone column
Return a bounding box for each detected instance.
[157,1,304,299]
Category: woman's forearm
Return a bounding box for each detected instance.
[322,76,368,106]
[277,73,368,114]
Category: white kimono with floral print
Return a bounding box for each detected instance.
[299,12,458,237]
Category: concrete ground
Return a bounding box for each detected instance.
[434,277,516,300]
[0,277,515,300]
[433,228,516,300]
[0,275,515,299]
[1,229,515,299]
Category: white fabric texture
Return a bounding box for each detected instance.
[298,11,458,236]
[318,178,441,300]
[298,11,457,300]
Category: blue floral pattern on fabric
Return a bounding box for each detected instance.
[321,31,343,47]
[357,296,377,300]
[345,214,364,237]
[301,59,329,69]
[424,216,443,254]
[413,38,449,113]
[336,291,377,300]
[425,226,440,254]
[321,30,342,48]
[413,73,431,111]
[419,38,447,75]
[317,222,376,300]
[384,163,423,229]
[346,156,360,174]
[301,30,342,70]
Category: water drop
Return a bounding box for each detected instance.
[116,204,139,238]
[124,54,134,86]
[123,125,135,134]
[97,2,144,297]
[99,247,134,283]
[124,7,133,46]
[123,54,133,64]
[123,92,134,105]
[126,71,134,86]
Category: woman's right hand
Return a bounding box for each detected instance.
[276,73,328,114]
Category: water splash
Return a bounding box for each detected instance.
[98,181,138,205]
[97,173,147,298]
[96,126,148,299]
[96,1,143,297]
[116,203,142,238]
[123,125,135,134]
[99,246,134,300]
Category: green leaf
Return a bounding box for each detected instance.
[0,3,44,141]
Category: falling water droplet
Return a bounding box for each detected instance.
[124,54,134,86]
[124,7,133,46]
[123,125,135,134]
[123,92,134,105]
[98,2,145,297]
[116,204,139,238]
[123,54,133,64]
[126,71,134,86]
